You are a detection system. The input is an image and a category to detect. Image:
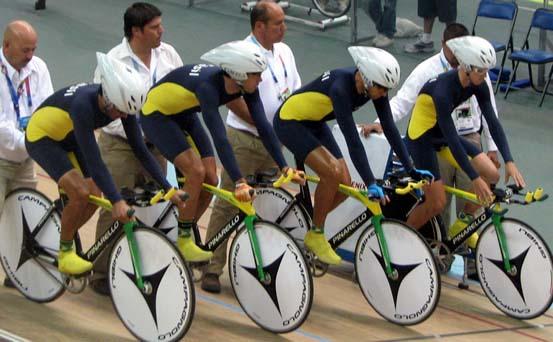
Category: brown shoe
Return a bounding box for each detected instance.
[201,273,221,294]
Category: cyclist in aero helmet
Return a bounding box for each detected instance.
[24,53,184,275]
[274,46,432,265]
[405,35,525,232]
[139,41,302,262]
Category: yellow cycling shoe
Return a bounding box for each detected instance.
[449,214,479,250]
[177,236,213,262]
[304,230,341,265]
[58,250,93,275]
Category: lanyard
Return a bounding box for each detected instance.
[439,53,450,73]
[0,56,32,120]
[249,36,288,86]
[131,57,157,84]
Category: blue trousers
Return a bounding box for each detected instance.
[367,0,397,38]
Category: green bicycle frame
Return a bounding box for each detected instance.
[88,195,146,290]
[444,185,512,273]
[200,183,268,283]
[305,175,394,277]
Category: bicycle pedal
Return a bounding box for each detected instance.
[65,275,89,294]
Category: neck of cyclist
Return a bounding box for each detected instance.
[458,67,473,88]
[223,75,243,95]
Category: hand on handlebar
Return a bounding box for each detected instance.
[409,168,434,182]
[366,183,389,205]
[112,200,134,223]
[169,189,188,211]
[235,182,254,202]
[284,167,306,185]
[472,177,493,206]
[505,161,526,189]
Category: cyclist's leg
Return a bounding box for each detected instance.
[274,118,341,264]
[131,112,212,261]
[185,115,218,219]
[315,122,351,211]
[405,136,446,229]
[437,157,456,227]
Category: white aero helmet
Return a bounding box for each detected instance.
[446,36,496,71]
[348,46,400,89]
[200,41,267,82]
[96,52,148,115]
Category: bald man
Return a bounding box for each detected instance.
[1,20,53,288]
[202,0,301,293]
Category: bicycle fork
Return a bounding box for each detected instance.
[372,214,397,280]
[491,205,514,275]
[123,221,147,292]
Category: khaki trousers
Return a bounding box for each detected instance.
[0,158,37,212]
[205,127,277,276]
[93,131,166,279]
[438,132,482,227]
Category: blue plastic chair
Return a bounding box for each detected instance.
[471,0,518,94]
[504,8,553,107]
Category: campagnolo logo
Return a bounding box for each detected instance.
[519,227,547,259]
[478,254,531,314]
[18,194,61,232]
[282,243,308,327]
[158,256,190,340]
[232,243,240,285]
[452,213,486,245]
[394,258,435,320]
[2,255,27,291]
[257,188,289,203]
[330,212,368,245]
[208,215,240,250]
[110,245,122,288]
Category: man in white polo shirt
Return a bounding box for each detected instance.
[1,20,53,288]
[91,2,183,296]
[201,0,301,293]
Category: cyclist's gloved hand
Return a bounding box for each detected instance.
[409,168,434,182]
[366,183,385,200]
[235,182,254,202]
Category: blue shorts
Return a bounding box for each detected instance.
[26,136,90,181]
[406,134,481,181]
[140,112,214,162]
[273,117,342,163]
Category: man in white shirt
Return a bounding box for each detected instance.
[91,2,183,296]
[201,0,301,293]
[362,23,500,235]
[0,20,53,288]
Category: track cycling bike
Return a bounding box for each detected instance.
[0,187,194,341]
[121,175,313,334]
[253,170,440,325]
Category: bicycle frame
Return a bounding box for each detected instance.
[26,193,147,291]
[443,184,547,274]
[177,178,269,283]
[303,175,397,277]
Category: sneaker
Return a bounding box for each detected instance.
[58,250,93,275]
[90,279,110,297]
[373,34,394,48]
[3,277,14,288]
[201,273,221,294]
[304,230,341,265]
[404,37,434,53]
[176,236,213,262]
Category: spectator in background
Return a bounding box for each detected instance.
[0,20,53,288]
[91,2,183,296]
[404,0,456,53]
